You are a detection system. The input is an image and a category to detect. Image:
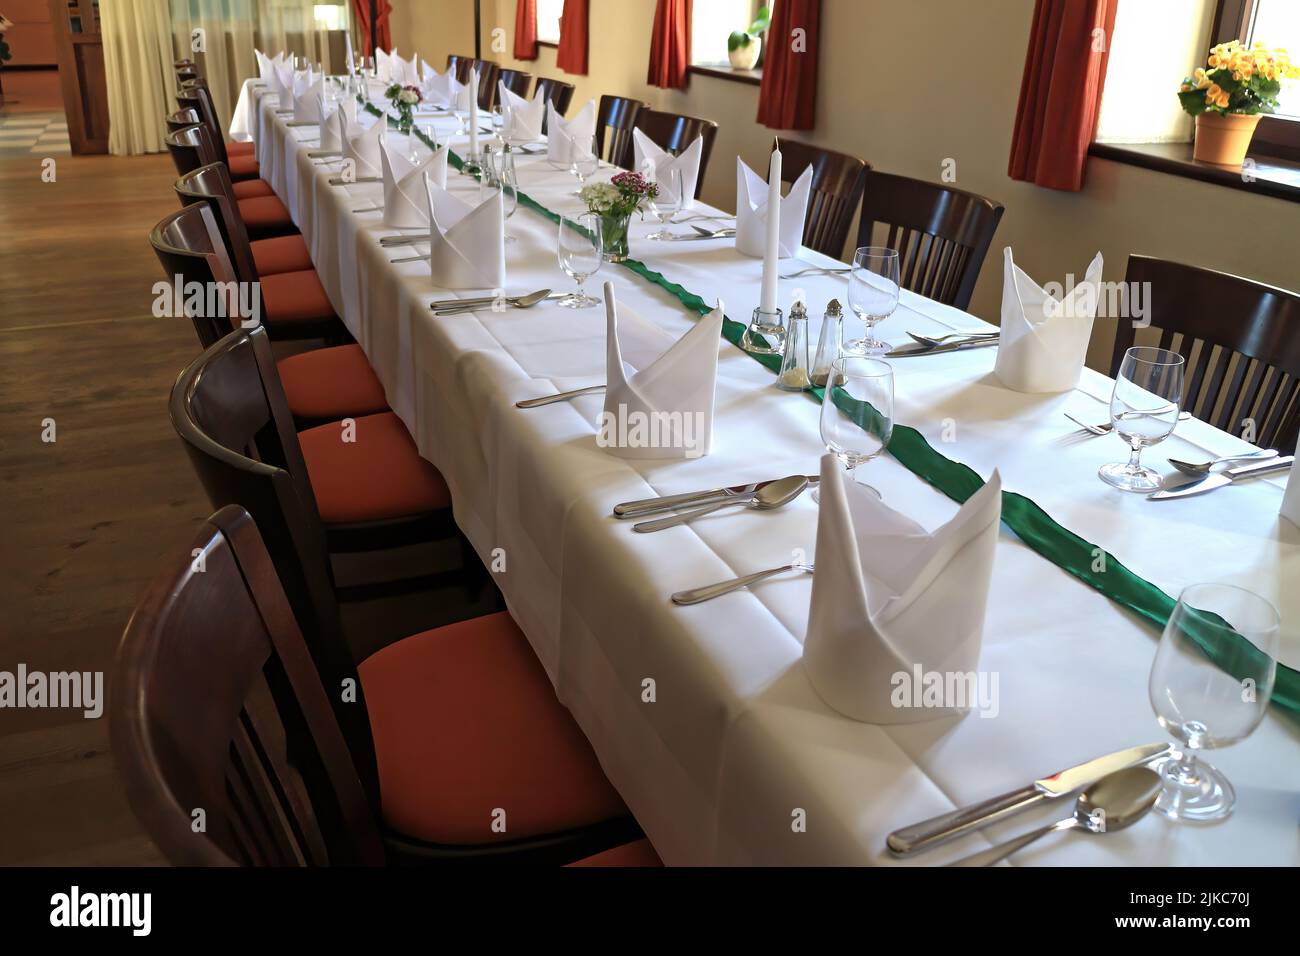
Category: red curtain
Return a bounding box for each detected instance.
[351,0,393,56]
[647,0,692,90]
[757,0,821,130]
[556,0,589,75]
[515,0,539,61]
[1008,0,1118,192]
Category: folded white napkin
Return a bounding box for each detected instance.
[454,76,477,116]
[391,51,419,85]
[599,282,723,461]
[735,157,812,259]
[547,99,596,166]
[294,75,323,123]
[994,248,1104,393]
[317,93,341,150]
[292,66,315,100]
[633,128,702,209]
[376,48,391,83]
[272,64,294,105]
[422,175,506,290]
[421,67,461,109]
[379,140,447,228]
[1282,436,1300,528]
[342,115,385,179]
[802,455,1003,724]
[499,84,546,144]
[254,49,276,81]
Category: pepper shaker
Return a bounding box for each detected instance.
[777,300,812,391]
[811,298,844,388]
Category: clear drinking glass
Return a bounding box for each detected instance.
[570,133,600,195]
[491,148,520,242]
[1148,583,1279,823]
[1099,346,1185,492]
[408,123,434,163]
[646,166,683,240]
[557,213,603,308]
[816,357,894,499]
[845,247,900,355]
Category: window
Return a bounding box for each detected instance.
[312,3,346,31]
[537,0,563,45]
[692,0,765,67]
[1245,0,1300,115]
[1213,0,1300,159]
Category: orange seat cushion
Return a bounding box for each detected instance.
[229,153,260,180]
[252,234,313,275]
[258,269,336,325]
[277,344,388,421]
[567,839,663,867]
[232,178,274,199]
[358,612,629,846]
[299,411,450,523]
[237,195,296,238]
[228,140,256,155]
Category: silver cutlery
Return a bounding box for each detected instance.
[330,176,381,185]
[612,476,820,518]
[380,234,432,247]
[781,265,852,279]
[676,213,736,224]
[515,384,606,408]
[947,767,1161,867]
[1168,448,1278,476]
[885,742,1169,856]
[906,330,1000,348]
[308,150,342,158]
[1148,455,1293,500]
[692,224,736,238]
[886,336,999,358]
[391,252,431,263]
[352,205,383,214]
[671,562,816,606]
[431,289,553,310]
[433,289,556,315]
[1064,410,1191,436]
[633,475,809,533]
[286,120,318,127]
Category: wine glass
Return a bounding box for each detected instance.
[844,247,900,355]
[408,122,434,163]
[487,148,520,242]
[1099,346,1184,492]
[570,133,600,196]
[816,357,894,499]
[646,165,683,240]
[1148,583,1279,823]
[557,214,603,309]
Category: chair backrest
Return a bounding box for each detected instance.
[175,58,200,85]
[447,56,500,110]
[164,122,210,176]
[498,68,532,100]
[177,81,232,168]
[771,140,868,260]
[173,160,260,287]
[166,108,203,134]
[534,77,575,134]
[149,203,243,347]
[1114,256,1300,450]
[628,109,719,198]
[112,504,384,866]
[168,327,381,804]
[856,171,1005,311]
[596,95,645,168]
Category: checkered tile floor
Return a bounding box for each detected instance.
[0,112,71,156]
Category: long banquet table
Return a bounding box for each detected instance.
[236,78,1300,865]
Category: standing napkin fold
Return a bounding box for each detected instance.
[735,158,811,259]
[994,248,1104,393]
[1282,435,1300,528]
[422,175,506,290]
[342,115,385,179]
[499,84,546,144]
[422,68,461,109]
[317,94,341,150]
[376,48,392,83]
[632,128,702,208]
[272,64,294,105]
[599,282,723,461]
[379,140,447,228]
[547,100,596,166]
[802,455,1003,724]
[294,76,323,123]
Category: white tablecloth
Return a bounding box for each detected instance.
[251,86,1300,866]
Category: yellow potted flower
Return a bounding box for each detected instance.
[1178,40,1300,166]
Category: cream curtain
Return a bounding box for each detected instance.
[102,0,177,156]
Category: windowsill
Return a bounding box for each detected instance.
[1089,140,1300,204]
[687,63,762,86]
[538,40,558,49]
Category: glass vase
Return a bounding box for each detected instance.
[599,212,631,263]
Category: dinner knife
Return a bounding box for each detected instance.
[612,476,822,518]
[885,742,1170,856]
[1148,455,1293,499]
[886,336,999,358]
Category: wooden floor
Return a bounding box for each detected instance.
[0,148,203,865]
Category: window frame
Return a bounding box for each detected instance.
[1211,0,1300,160]
[536,0,563,47]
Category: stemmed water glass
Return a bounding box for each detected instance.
[485,147,520,242]
[815,357,894,499]
[557,214,603,308]
[845,247,900,355]
[1148,583,1279,822]
[1099,346,1185,492]
[570,133,600,196]
[409,123,434,163]
[646,166,683,240]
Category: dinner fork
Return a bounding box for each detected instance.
[781,265,852,279]
[671,563,816,606]
[1064,410,1192,436]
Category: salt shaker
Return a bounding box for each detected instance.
[777,300,812,391]
[811,298,844,388]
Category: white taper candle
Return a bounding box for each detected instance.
[760,140,781,315]
[469,68,480,158]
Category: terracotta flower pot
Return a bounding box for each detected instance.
[1192,111,1262,167]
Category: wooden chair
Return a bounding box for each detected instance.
[113,504,642,865]
[768,140,868,260]
[164,122,281,213]
[177,81,261,183]
[595,95,645,168]
[446,56,500,110]
[1113,256,1300,451]
[174,58,200,85]
[534,76,575,121]
[628,109,719,198]
[855,171,1005,311]
[165,108,202,134]
[497,68,532,100]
